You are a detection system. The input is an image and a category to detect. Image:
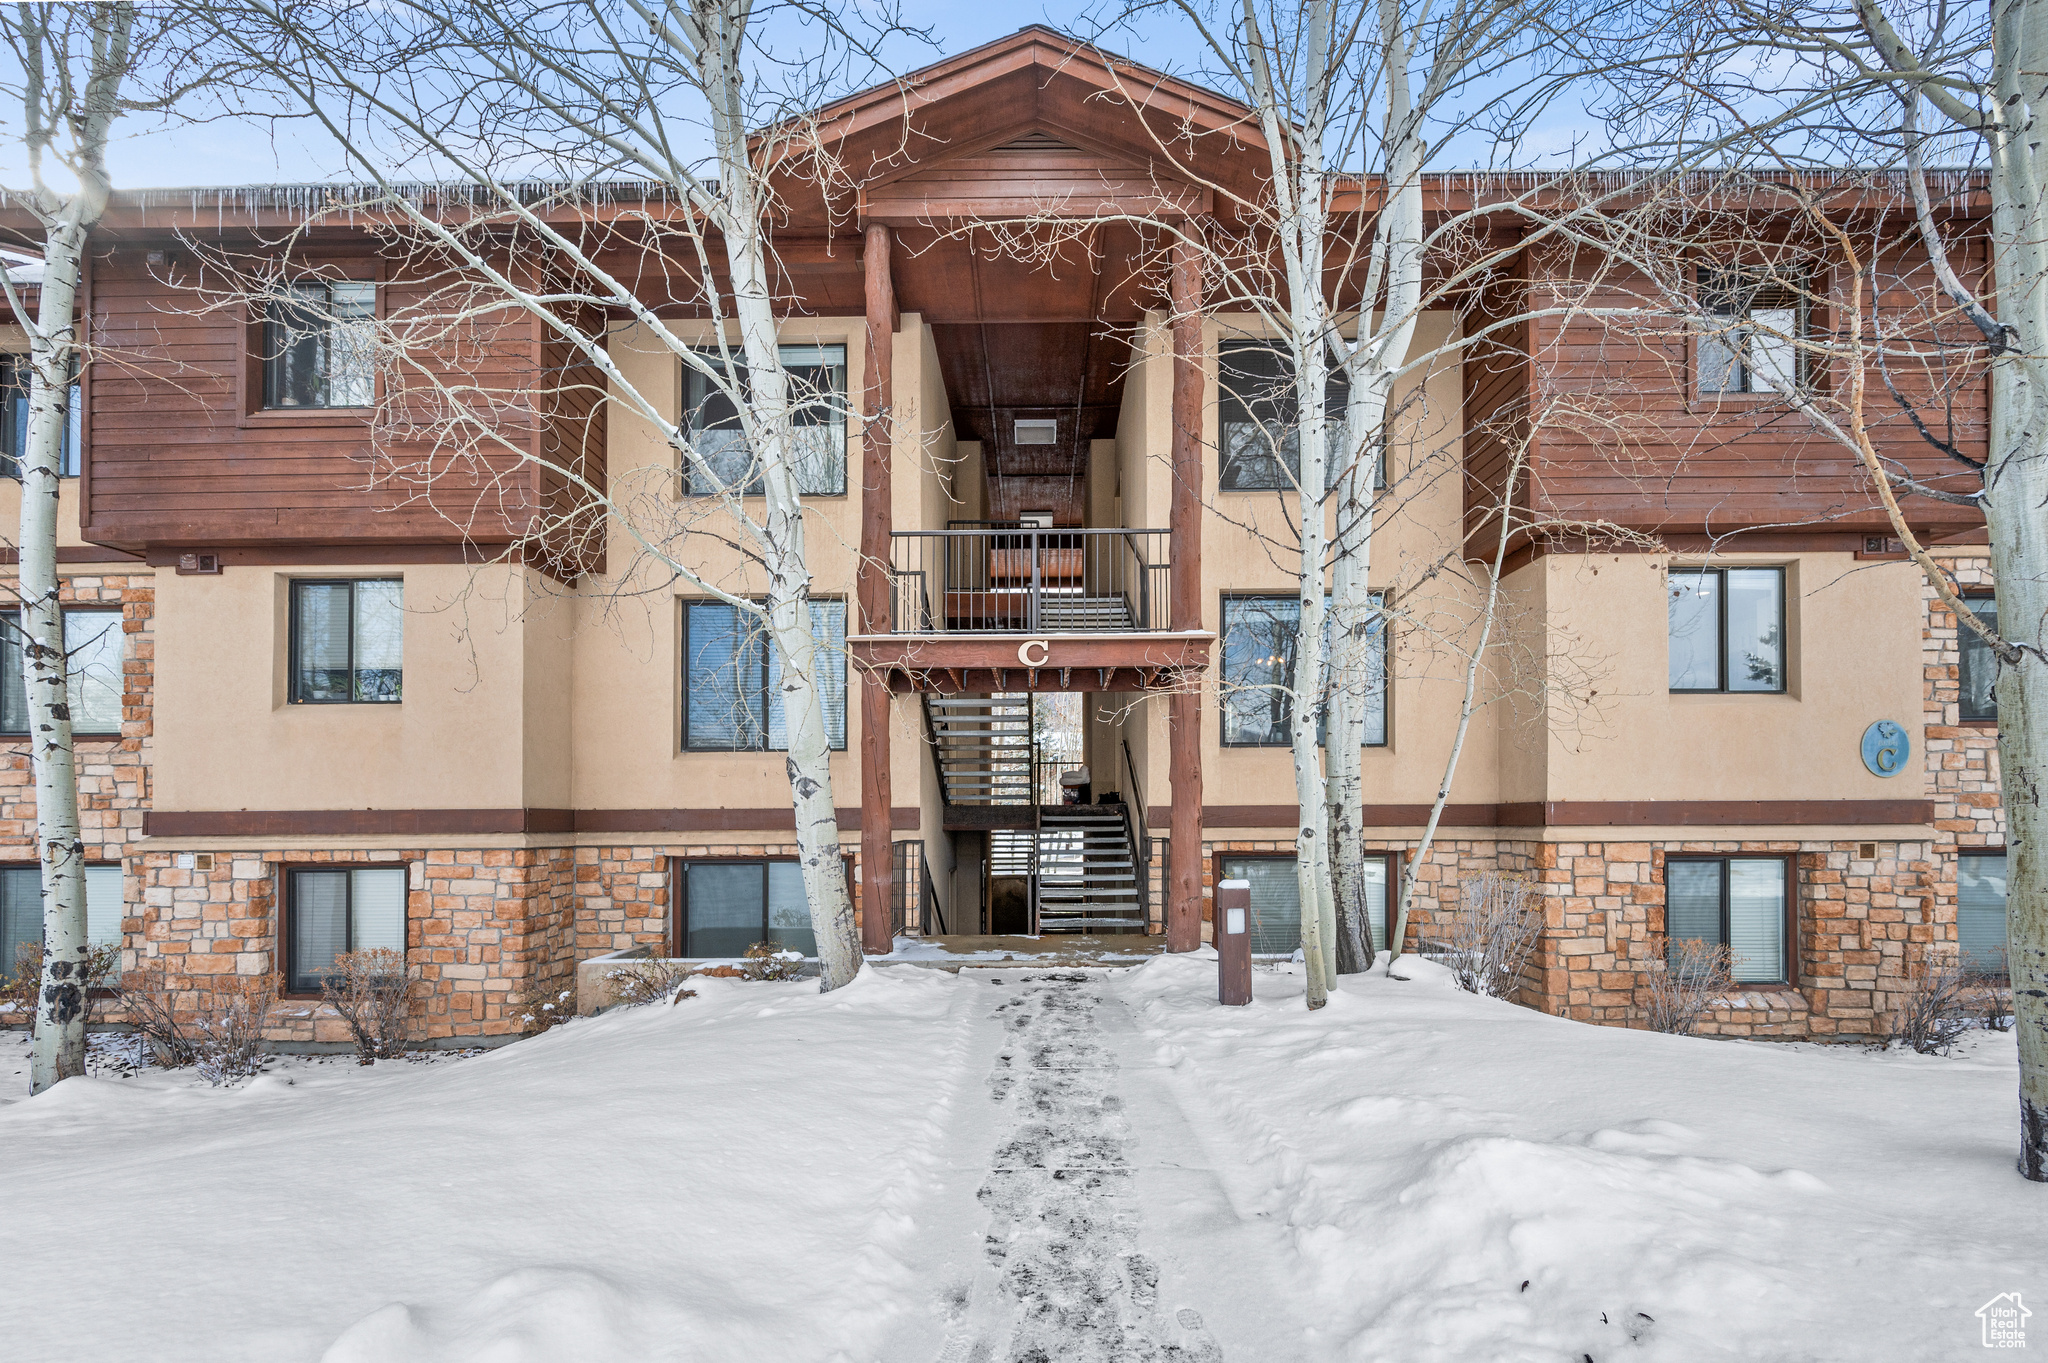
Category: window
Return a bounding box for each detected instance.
[1697,267,1805,395]
[1220,594,1387,747]
[682,599,846,751]
[1220,856,1303,956]
[263,280,376,409]
[1666,856,1791,985]
[0,355,80,477]
[0,608,124,735]
[0,864,125,979]
[1218,341,1380,492]
[1668,566,1784,693]
[1215,853,1392,957]
[674,859,817,958]
[285,866,407,993]
[681,344,847,496]
[1960,852,2009,974]
[290,579,402,704]
[1960,596,1999,722]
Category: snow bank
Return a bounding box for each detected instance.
[1,966,975,1363]
[1111,952,2046,1361]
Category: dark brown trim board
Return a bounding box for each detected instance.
[145,806,924,838]
[1167,799,1935,830]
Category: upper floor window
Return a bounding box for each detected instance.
[681,344,847,496]
[1960,595,1998,723]
[290,579,402,704]
[0,355,79,477]
[0,608,124,735]
[1668,566,1784,693]
[1959,852,2009,975]
[1217,341,1384,493]
[285,865,406,993]
[1697,267,1805,395]
[264,280,376,409]
[1220,594,1387,747]
[1667,855,1790,985]
[683,599,847,751]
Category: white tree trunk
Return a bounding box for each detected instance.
[702,1,861,990]
[23,218,90,1092]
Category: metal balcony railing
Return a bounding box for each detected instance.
[889,525,1172,634]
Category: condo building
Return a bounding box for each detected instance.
[0,28,2006,1044]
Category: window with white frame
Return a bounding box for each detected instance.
[1666,855,1791,985]
[1668,566,1785,693]
[263,280,376,409]
[680,344,847,496]
[0,608,124,735]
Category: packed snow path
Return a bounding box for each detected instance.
[937,973,1224,1363]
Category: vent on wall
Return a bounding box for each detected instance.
[994,129,1079,153]
[1857,842,1879,862]
[176,552,222,575]
[1014,418,1058,446]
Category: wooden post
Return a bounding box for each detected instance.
[1166,235,1204,953]
[860,223,896,953]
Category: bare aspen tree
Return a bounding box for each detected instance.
[1579,0,2048,1173]
[1084,0,1607,1000]
[0,2,226,1091]
[202,0,932,991]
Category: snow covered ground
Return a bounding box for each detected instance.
[2,954,2040,1361]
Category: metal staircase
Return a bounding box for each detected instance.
[1034,805,1146,932]
[925,695,1032,805]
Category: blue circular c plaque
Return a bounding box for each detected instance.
[1861,720,1910,778]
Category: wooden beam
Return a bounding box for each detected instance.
[1166,236,1205,951]
[1168,235,1203,633]
[860,223,897,956]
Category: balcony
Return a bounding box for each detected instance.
[851,524,1210,694]
[890,524,1172,634]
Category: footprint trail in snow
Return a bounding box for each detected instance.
[939,972,1222,1363]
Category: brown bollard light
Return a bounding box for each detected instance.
[1216,879,1251,1006]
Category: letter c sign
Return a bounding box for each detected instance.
[1860,720,1910,778]
[1017,639,1051,666]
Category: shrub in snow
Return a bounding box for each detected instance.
[518,986,578,1033]
[190,979,276,1086]
[319,948,419,1065]
[691,944,808,981]
[1420,873,1542,1001]
[604,957,698,1008]
[1885,946,1984,1055]
[1642,937,1733,1035]
[125,968,203,1068]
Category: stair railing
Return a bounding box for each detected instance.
[1122,738,1151,929]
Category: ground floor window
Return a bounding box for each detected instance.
[286,866,407,993]
[673,859,818,959]
[1218,853,1394,957]
[0,863,124,977]
[1665,855,1791,985]
[1959,852,2009,974]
